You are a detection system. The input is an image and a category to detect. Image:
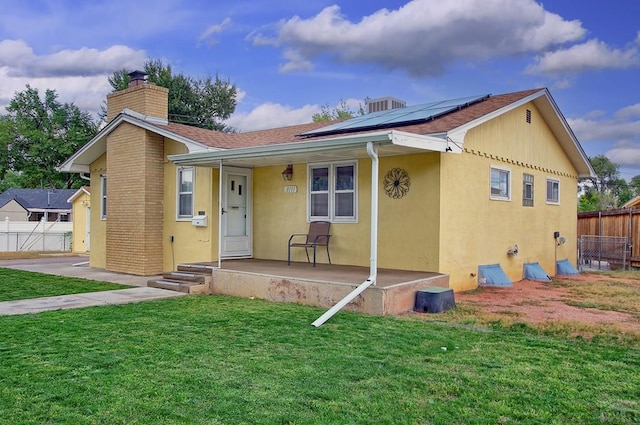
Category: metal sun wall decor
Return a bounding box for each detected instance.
[383,168,411,199]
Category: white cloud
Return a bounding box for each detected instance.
[226,102,321,132]
[279,49,313,73]
[527,39,640,75]
[0,39,33,66]
[568,103,640,170]
[615,103,640,119]
[606,142,640,170]
[250,0,586,77]
[0,40,146,118]
[569,113,640,142]
[0,67,113,118]
[0,39,145,78]
[198,17,232,47]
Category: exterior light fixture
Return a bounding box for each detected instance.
[282,164,293,181]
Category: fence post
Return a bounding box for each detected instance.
[41,217,46,251]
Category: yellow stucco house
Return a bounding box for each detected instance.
[67,186,91,253]
[59,74,594,312]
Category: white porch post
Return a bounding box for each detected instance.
[218,161,223,268]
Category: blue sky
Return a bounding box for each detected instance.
[1,0,639,179]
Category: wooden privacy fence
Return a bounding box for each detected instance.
[577,207,640,268]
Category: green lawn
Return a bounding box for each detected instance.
[1,294,638,424]
[0,268,128,301]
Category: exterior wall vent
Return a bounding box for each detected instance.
[366,97,406,114]
[526,109,532,124]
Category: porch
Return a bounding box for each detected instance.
[182,259,450,316]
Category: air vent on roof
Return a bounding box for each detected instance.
[365,97,406,114]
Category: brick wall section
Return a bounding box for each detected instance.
[106,124,164,275]
[106,84,168,122]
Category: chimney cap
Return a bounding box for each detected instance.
[128,70,147,87]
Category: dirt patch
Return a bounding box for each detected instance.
[454,274,640,332]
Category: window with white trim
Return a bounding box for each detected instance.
[177,167,194,219]
[490,166,510,200]
[308,162,357,222]
[546,178,560,204]
[522,173,534,207]
[100,175,107,219]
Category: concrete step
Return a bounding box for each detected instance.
[162,271,205,283]
[177,263,215,275]
[147,279,209,294]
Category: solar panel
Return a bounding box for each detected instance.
[299,94,489,137]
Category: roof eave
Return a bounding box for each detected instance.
[58,110,211,173]
[168,130,455,167]
[446,88,595,178]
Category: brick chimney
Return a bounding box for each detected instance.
[106,70,169,122]
[104,69,167,275]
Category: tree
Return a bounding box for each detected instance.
[0,85,98,190]
[312,99,364,122]
[107,59,237,131]
[577,155,638,211]
[629,175,640,196]
[581,155,620,194]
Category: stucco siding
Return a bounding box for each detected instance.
[252,162,373,266]
[89,154,107,268]
[439,103,579,291]
[377,153,441,271]
[252,154,441,272]
[162,139,218,270]
[70,192,90,253]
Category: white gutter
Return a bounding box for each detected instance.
[311,141,379,327]
[168,130,454,167]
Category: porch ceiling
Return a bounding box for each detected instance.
[168,130,456,168]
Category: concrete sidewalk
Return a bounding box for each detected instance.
[0,287,185,316]
[0,255,185,316]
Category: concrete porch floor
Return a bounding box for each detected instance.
[188,259,450,316]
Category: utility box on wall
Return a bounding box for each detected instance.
[192,215,207,227]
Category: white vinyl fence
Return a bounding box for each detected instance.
[1,218,73,252]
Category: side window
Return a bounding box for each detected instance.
[308,162,357,222]
[490,166,510,201]
[310,166,329,218]
[546,178,560,204]
[177,167,194,219]
[100,175,107,219]
[334,164,355,218]
[523,173,534,207]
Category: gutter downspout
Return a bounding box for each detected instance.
[311,141,379,327]
[218,161,223,268]
[80,173,91,181]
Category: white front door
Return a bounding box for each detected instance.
[221,167,252,257]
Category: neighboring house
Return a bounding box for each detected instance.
[67,186,91,253]
[59,74,594,292]
[622,195,640,209]
[0,188,75,222]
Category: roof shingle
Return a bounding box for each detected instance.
[153,89,541,149]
